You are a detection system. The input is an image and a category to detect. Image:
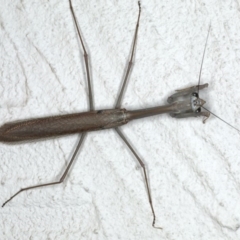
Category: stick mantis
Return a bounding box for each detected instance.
[1,0,240,231]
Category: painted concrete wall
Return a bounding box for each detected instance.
[1,0,240,239]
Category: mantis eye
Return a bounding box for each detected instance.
[192,92,198,98]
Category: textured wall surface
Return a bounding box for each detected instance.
[1,0,240,239]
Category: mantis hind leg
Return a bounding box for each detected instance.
[115,1,141,109]
[2,133,86,207]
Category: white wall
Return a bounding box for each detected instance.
[0,0,240,239]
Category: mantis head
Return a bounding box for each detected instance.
[167,83,210,123]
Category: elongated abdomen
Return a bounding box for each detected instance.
[0,109,127,142]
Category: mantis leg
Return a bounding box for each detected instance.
[69,0,94,111]
[115,2,141,109]
[115,127,162,229]
[2,133,86,207]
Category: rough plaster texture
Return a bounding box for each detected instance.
[1,0,240,239]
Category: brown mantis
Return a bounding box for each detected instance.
[0,0,240,234]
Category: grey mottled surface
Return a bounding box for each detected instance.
[0,0,240,239]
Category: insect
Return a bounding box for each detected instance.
[0,0,240,236]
